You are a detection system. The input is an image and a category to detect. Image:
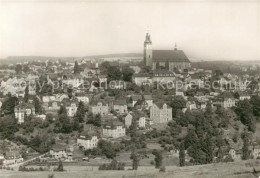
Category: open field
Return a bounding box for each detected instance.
[1,160,260,178]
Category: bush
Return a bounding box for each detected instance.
[99,160,125,170]
[159,166,166,172]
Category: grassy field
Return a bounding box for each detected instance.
[1,160,259,178]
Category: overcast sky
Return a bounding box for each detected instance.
[0,0,259,61]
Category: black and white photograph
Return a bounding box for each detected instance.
[0,0,260,177]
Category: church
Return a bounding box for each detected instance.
[144,33,191,72]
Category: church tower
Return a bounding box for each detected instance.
[144,33,153,67]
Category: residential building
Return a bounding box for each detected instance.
[249,145,260,159]
[229,149,241,161]
[102,121,126,138]
[77,135,98,150]
[150,103,172,124]
[124,113,133,128]
[113,99,128,114]
[75,93,90,104]
[143,95,153,108]
[50,144,71,160]
[90,100,109,116]
[132,73,152,86]
[14,103,35,123]
[3,151,23,165]
[138,117,146,128]
[64,101,78,117]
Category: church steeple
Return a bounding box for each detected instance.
[144,33,153,67]
[174,43,178,51]
[144,33,152,44]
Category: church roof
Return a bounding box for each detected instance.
[152,50,190,63]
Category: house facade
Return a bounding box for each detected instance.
[14,103,35,123]
[150,103,172,124]
[102,122,126,138]
[77,135,98,150]
[90,100,109,116]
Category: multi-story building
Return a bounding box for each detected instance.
[143,95,153,108]
[75,93,90,104]
[3,151,23,165]
[49,144,71,160]
[77,135,98,150]
[64,101,78,117]
[138,117,146,128]
[150,103,172,124]
[14,103,35,123]
[90,100,109,116]
[132,73,152,86]
[223,98,236,108]
[102,121,126,138]
[249,145,260,159]
[113,99,128,114]
[124,113,133,128]
[213,97,236,109]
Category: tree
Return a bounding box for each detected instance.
[242,131,250,160]
[235,100,256,132]
[34,97,42,114]
[250,96,260,117]
[98,140,117,159]
[57,106,72,133]
[179,141,185,167]
[0,115,18,139]
[74,61,80,74]
[87,113,101,127]
[170,96,186,117]
[67,88,73,99]
[152,150,163,168]
[15,64,23,74]
[122,67,134,82]
[131,150,139,170]
[0,140,8,156]
[1,94,18,115]
[23,65,30,73]
[24,86,29,103]
[107,66,122,82]
[140,66,151,73]
[75,101,85,123]
[204,134,214,163]
[57,160,64,171]
[100,61,111,74]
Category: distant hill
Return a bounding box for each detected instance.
[0,53,143,64]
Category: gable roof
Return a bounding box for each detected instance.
[154,102,171,109]
[144,95,153,100]
[152,50,190,63]
[131,95,142,101]
[113,99,127,105]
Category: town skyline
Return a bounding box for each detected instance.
[0,1,259,61]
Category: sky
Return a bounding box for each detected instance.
[0,0,259,61]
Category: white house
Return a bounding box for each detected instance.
[124,113,133,128]
[103,121,126,138]
[150,103,172,124]
[77,135,98,150]
[138,117,146,128]
[15,103,35,123]
[3,151,23,165]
